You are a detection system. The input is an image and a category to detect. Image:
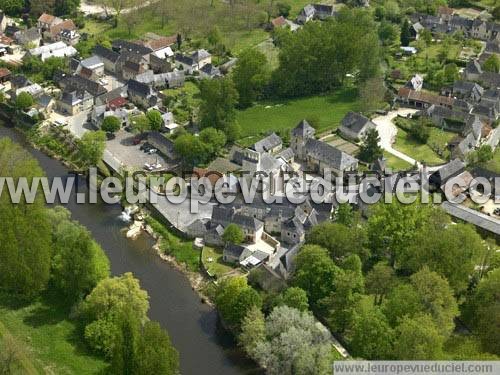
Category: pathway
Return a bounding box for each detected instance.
[371,108,419,167]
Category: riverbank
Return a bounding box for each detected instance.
[0,124,252,375]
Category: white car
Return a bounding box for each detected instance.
[147,148,157,154]
[53,119,66,127]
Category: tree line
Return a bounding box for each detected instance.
[0,138,179,374]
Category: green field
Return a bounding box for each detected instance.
[393,128,447,166]
[236,88,360,142]
[383,152,414,171]
[0,293,107,375]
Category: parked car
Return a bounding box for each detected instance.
[147,148,157,154]
[140,142,152,152]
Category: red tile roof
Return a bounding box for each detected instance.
[0,68,11,78]
[397,87,454,107]
[107,96,128,110]
[438,6,454,16]
[271,16,287,27]
[49,19,76,36]
[38,13,56,24]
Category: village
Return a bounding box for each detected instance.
[2,3,499,278]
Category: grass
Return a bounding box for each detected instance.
[0,293,107,375]
[255,39,280,69]
[479,149,500,174]
[146,217,201,271]
[383,152,413,171]
[201,246,234,279]
[393,128,446,166]
[236,88,360,141]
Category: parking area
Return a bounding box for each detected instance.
[105,129,169,170]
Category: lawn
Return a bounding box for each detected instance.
[479,149,500,175]
[383,152,413,171]
[393,128,446,166]
[201,246,234,279]
[0,293,107,375]
[236,88,360,141]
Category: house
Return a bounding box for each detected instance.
[338,112,376,142]
[122,60,147,80]
[78,55,105,79]
[291,120,358,176]
[10,75,31,92]
[28,41,77,61]
[93,45,121,74]
[135,70,185,90]
[37,13,62,32]
[441,201,500,237]
[429,159,465,189]
[452,81,484,101]
[15,83,43,98]
[4,24,20,38]
[464,59,483,81]
[223,243,251,264]
[57,90,93,115]
[397,87,454,109]
[297,4,335,24]
[45,19,76,42]
[271,16,288,29]
[14,28,41,46]
[112,39,152,60]
[405,74,423,91]
[35,93,56,115]
[59,74,107,100]
[410,22,425,39]
[58,29,80,46]
[438,6,454,22]
[146,131,177,160]
[252,133,282,154]
[199,63,221,79]
[127,79,157,108]
[175,49,211,73]
[138,33,177,52]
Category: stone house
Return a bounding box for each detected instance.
[338,111,376,142]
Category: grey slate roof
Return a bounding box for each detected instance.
[339,111,375,135]
[463,116,483,138]
[112,39,152,56]
[253,133,282,153]
[60,75,107,97]
[433,159,465,183]
[200,63,220,77]
[232,213,264,231]
[223,243,247,259]
[466,60,483,75]
[93,45,120,63]
[81,55,104,70]
[292,119,315,137]
[305,138,358,170]
[127,79,152,98]
[277,147,294,162]
[441,201,500,236]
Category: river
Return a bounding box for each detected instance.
[0,125,257,375]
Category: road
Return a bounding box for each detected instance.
[80,1,154,16]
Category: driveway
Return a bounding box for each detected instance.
[371,108,419,166]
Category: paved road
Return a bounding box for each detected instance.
[371,108,419,166]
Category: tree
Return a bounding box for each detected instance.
[306,222,368,262]
[382,268,458,337]
[365,261,396,305]
[400,18,411,46]
[79,131,106,167]
[0,139,52,297]
[493,6,500,21]
[15,92,34,110]
[215,277,262,332]
[420,29,433,46]
[232,48,270,108]
[358,128,383,163]
[443,63,459,84]
[393,315,445,360]
[48,207,110,302]
[135,322,180,375]
[101,116,121,134]
[276,2,291,17]
[349,298,394,359]
[292,245,341,310]
[483,54,500,73]
[174,133,208,167]
[105,0,134,27]
[271,8,380,97]
[130,114,150,134]
[408,117,431,143]
[250,306,334,375]
[477,144,494,163]
[378,22,398,46]
[359,77,386,113]
[334,203,355,226]
[54,0,81,16]
[222,223,244,244]
[198,78,240,141]
[110,307,140,375]
[146,109,164,132]
[400,223,485,293]
[199,127,226,158]
[80,273,150,356]
[276,287,309,312]
[464,268,500,355]
[2,0,24,15]
[238,306,265,358]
